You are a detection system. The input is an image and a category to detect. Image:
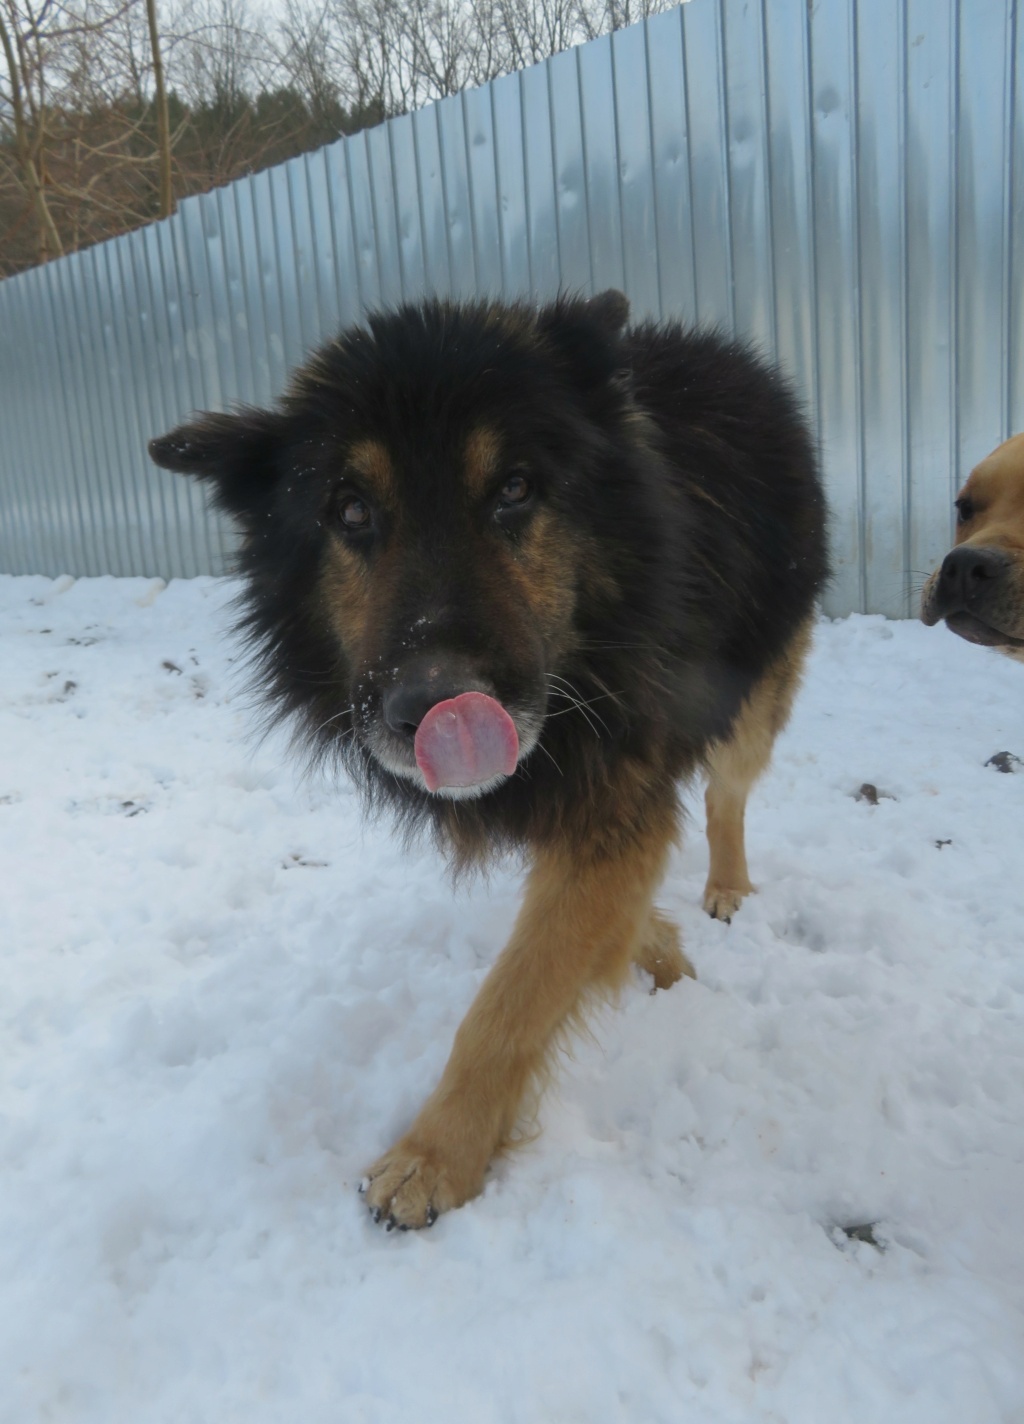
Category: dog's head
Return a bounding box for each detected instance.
[921,433,1024,661]
[149,292,647,802]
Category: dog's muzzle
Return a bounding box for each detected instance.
[922,546,1024,646]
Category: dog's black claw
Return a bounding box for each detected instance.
[398,1222,409,1232]
[385,1215,396,1232]
[358,1177,368,1195]
[370,1206,382,1223]
[425,1206,438,1227]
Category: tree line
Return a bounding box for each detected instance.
[1,0,672,277]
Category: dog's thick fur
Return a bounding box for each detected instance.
[921,433,1024,662]
[150,292,828,1228]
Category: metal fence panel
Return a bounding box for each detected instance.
[1,0,1020,617]
[904,0,957,603]
[856,0,908,616]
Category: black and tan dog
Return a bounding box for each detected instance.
[921,433,1024,661]
[149,292,828,1228]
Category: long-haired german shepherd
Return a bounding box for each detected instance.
[150,291,828,1229]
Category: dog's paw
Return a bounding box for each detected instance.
[361,1141,480,1230]
[702,882,754,922]
[635,912,695,988]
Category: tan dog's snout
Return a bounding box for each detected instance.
[921,435,1024,657]
[926,546,1014,622]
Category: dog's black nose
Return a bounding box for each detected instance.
[382,658,493,743]
[937,546,1004,612]
[383,681,445,741]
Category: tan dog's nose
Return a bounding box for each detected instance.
[934,546,1012,616]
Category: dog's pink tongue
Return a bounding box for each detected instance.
[414,692,519,792]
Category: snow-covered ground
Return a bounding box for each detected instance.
[1,573,1022,1424]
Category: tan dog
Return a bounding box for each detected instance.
[921,433,1024,662]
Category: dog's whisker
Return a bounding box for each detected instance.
[544,687,622,717]
[308,706,356,742]
[580,671,628,713]
[576,640,655,652]
[549,677,612,740]
[546,676,607,738]
[532,740,565,777]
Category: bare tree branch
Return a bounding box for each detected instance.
[145,0,172,213]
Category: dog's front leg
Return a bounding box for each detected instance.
[362,813,675,1228]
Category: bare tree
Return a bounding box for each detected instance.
[2,0,679,276]
[166,0,274,111]
[145,0,172,214]
[276,0,341,135]
[1,0,169,263]
[324,0,676,119]
[0,0,65,260]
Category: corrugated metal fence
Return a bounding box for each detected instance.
[1,0,1021,615]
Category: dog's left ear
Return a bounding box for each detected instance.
[537,289,630,390]
[148,408,285,526]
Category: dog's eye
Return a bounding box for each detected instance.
[955,497,974,524]
[332,491,372,531]
[497,475,533,508]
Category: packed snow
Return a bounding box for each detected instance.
[1,574,1022,1423]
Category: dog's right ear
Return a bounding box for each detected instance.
[148,409,284,524]
[584,289,630,337]
[536,290,631,394]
